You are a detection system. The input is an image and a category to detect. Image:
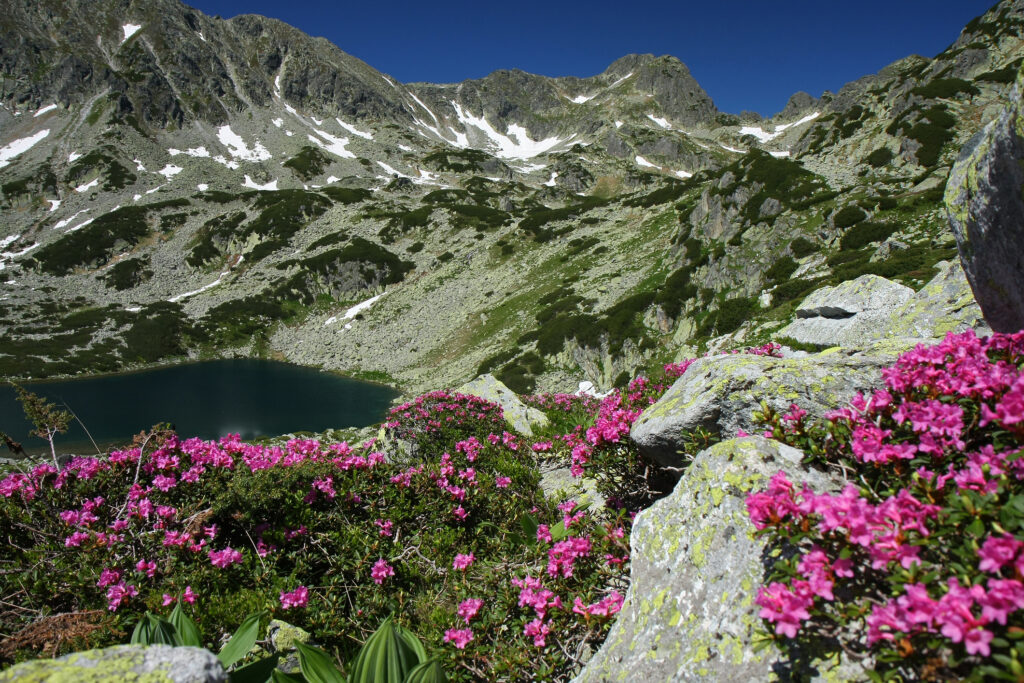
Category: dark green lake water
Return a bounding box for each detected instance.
[0,360,399,456]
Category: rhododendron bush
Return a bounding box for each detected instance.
[748,331,1024,681]
[0,391,629,680]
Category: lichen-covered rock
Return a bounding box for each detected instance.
[268,619,311,652]
[780,263,988,347]
[779,274,913,347]
[0,645,226,683]
[457,374,548,436]
[631,347,897,468]
[575,437,864,682]
[886,260,989,339]
[945,66,1024,333]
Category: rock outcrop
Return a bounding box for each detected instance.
[575,437,863,682]
[630,346,901,468]
[780,262,987,346]
[779,274,913,347]
[0,645,226,683]
[457,374,548,437]
[946,66,1024,333]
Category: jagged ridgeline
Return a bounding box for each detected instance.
[0,0,1021,392]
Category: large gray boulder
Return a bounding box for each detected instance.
[575,437,864,682]
[631,346,900,468]
[886,260,989,339]
[0,645,226,682]
[779,274,913,347]
[780,262,987,347]
[456,374,548,437]
[945,66,1024,333]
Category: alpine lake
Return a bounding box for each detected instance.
[0,359,400,457]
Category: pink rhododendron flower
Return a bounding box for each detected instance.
[443,628,474,649]
[495,476,511,488]
[183,585,197,604]
[208,547,242,568]
[457,598,484,624]
[453,553,475,570]
[374,519,393,537]
[106,581,138,612]
[280,585,309,609]
[371,558,394,584]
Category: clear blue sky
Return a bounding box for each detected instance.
[187,0,998,116]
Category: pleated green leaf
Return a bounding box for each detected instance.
[169,601,202,648]
[130,612,181,646]
[295,640,345,683]
[348,616,427,683]
[229,654,280,683]
[405,659,448,683]
[218,611,265,669]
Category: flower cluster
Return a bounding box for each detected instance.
[747,330,1024,679]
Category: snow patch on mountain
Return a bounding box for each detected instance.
[450,103,574,159]
[308,130,355,159]
[0,129,50,169]
[121,23,142,44]
[169,256,244,303]
[336,118,373,140]
[242,176,278,191]
[217,126,272,162]
[54,209,90,230]
[325,293,385,326]
[647,115,671,129]
[157,164,183,179]
[635,155,658,169]
[75,178,100,193]
[34,104,58,118]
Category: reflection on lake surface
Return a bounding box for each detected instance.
[0,359,399,456]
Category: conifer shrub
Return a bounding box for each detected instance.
[30,207,151,275]
[833,205,867,229]
[320,187,372,205]
[789,237,818,259]
[911,77,980,99]
[839,221,898,251]
[766,256,799,284]
[102,256,153,290]
[865,148,894,168]
[282,146,331,180]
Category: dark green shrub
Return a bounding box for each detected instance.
[320,187,372,205]
[865,148,894,168]
[122,302,191,362]
[906,123,954,167]
[911,78,980,99]
[437,251,454,263]
[102,256,153,290]
[282,146,331,180]
[30,207,151,274]
[790,237,818,258]
[715,297,756,334]
[839,221,899,251]
[408,241,425,254]
[766,256,799,283]
[833,205,867,228]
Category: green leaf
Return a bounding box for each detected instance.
[348,617,426,683]
[169,601,202,648]
[549,520,568,543]
[405,659,448,683]
[270,671,306,683]
[219,611,265,669]
[230,654,280,683]
[296,641,345,683]
[131,612,181,646]
[519,514,538,540]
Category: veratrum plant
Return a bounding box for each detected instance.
[348,616,434,683]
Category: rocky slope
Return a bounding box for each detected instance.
[0,0,1021,400]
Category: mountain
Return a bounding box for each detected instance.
[0,0,1022,397]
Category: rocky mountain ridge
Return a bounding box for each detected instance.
[0,0,1021,397]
